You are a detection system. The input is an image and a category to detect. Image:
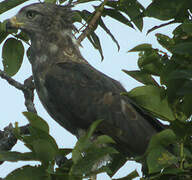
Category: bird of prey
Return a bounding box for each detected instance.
[6,3,164,156]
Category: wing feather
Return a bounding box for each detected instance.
[42,61,164,155]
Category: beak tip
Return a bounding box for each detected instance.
[5,16,22,31]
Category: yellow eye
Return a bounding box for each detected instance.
[26,11,36,19]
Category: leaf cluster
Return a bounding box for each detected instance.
[0,113,137,180]
[121,0,192,179]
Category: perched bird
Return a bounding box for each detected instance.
[6,3,164,156]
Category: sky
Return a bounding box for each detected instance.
[0,0,178,179]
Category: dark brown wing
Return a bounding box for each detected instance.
[43,61,164,155]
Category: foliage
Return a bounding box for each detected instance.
[1,113,122,180]
[0,0,192,179]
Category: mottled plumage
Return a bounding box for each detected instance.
[6,3,164,156]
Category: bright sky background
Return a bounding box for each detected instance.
[0,0,178,179]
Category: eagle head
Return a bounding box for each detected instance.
[6,3,74,39]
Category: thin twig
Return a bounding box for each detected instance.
[77,0,109,43]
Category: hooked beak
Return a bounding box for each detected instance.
[6,16,24,30]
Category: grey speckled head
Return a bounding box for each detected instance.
[10,3,74,38]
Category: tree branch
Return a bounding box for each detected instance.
[23,76,36,113]
[0,124,17,152]
[77,0,108,43]
[0,124,30,165]
[0,70,36,164]
[0,70,36,113]
[0,69,26,91]
[0,124,29,151]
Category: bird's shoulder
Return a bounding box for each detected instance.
[44,61,125,93]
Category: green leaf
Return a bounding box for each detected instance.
[87,166,112,177]
[165,70,192,81]
[71,146,118,176]
[0,31,8,44]
[18,120,58,163]
[181,94,192,118]
[126,85,175,121]
[86,119,103,139]
[146,130,178,174]
[0,21,6,31]
[58,148,72,156]
[119,0,144,31]
[87,32,104,60]
[138,52,159,66]
[147,129,177,151]
[71,11,82,23]
[181,23,192,34]
[165,79,189,110]
[23,112,49,133]
[2,38,24,76]
[145,0,186,21]
[172,24,192,45]
[156,33,174,52]
[107,154,127,177]
[80,10,94,24]
[138,50,163,76]
[172,42,192,56]
[79,10,104,60]
[0,151,37,162]
[171,120,192,139]
[0,22,8,44]
[72,137,91,164]
[106,0,144,31]
[162,167,187,175]
[98,18,120,51]
[5,166,51,180]
[128,43,152,52]
[112,170,139,180]
[147,146,178,174]
[123,70,159,86]
[95,135,116,145]
[80,9,103,59]
[28,127,58,152]
[102,8,134,29]
[72,120,103,163]
[31,139,57,164]
[0,0,29,15]
[79,9,119,59]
